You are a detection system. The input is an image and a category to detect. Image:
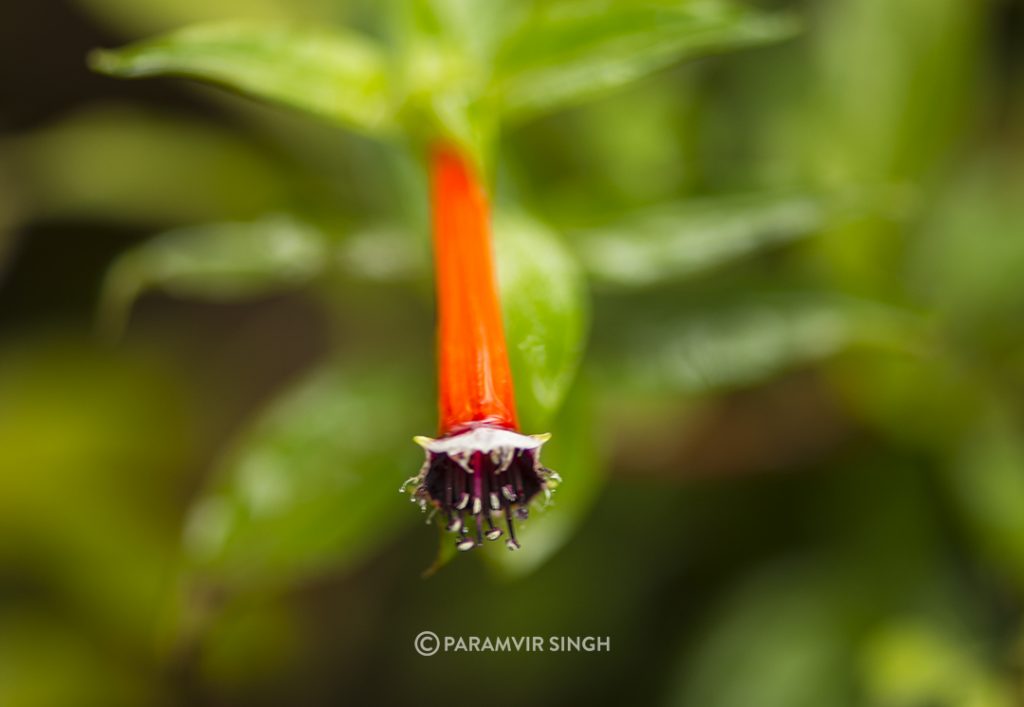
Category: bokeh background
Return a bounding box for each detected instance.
[3,0,1024,705]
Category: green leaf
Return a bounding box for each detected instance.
[0,612,160,707]
[600,293,917,395]
[948,405,1024,593]
[196,594,302,692]
[485,377,607,579]
[665,564,853,707]
[908,158,1024,356]
[494,0,799,121]
[7,106,291,225]
[90,22,395,135]
[575,190,834,287]
[402,0,524,64]
[100,215,330,337]
[182,361,431,590]
[860,620,1016,707]
[494,211,589,430]
[421,522,459,578]
[0,344,189,644]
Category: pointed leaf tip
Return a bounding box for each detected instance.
[86,22,396,135]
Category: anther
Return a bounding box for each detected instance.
[496,447,514,473]
[485,515,502,541]
[505,505,520,551]
[543,468,562,489]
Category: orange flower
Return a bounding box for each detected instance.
[403,145,558,552]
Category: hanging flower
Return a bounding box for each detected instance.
[402,145,559,552]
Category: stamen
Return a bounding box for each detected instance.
[496,446,514,473]
[542,468,562,488]
[485,514,502,541]
[505,505,520,551]
[472,453,484,515]
[511,460,525,500]
[456,511,473,551]
[455,470,467,509]
[446,512,462,533]
[451,450,471,472]
[399,464,425,494]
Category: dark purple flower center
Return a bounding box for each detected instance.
[404,429,558,551]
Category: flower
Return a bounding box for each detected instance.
[402,145,559,552]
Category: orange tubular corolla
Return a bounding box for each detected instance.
[431,145,518,435]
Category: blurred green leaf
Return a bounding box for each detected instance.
[91,22,396,135]
[830,348,977,453]
[494,211,588,430]
[100,215,330,337]
[421,521,459,578]
[400,0,524,64]
[485,377,606,579]
[801,0,983,293]
[809,0,982,184]
[0,611,160,707]
[948,405,1024,593]
[574,191,835,287]
[198,595,302,696]
[860,620,1014,707]
[494,0,798,121]
[908,158,1024,359]
[182,361,430,590]
[5,106,290,225]
[665,564,853,707]
[0,343,189,643]
[335,223,429,283]
[600,293,918,395]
